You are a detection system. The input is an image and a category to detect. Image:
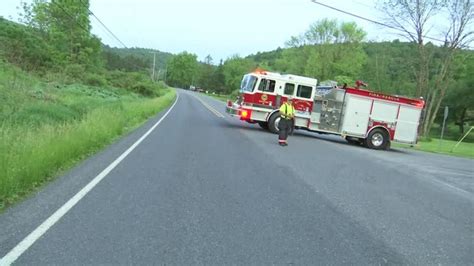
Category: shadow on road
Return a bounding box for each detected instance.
[221,121,413,154]
[386,148,411,154]
[220,121,270,133]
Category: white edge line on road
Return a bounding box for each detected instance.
[193,94,225,118]
[0,93,180,266]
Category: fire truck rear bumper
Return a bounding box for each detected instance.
[225,104,240,117]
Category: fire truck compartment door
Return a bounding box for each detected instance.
[371,101,398,122]
[341,96,372,136]
[310,99,322,123]
[394,106,421,143]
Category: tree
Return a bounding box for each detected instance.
[102,50,149,72]
[197,55,215,91]
[284,19,368,83]
[20,0,102,72]
[443,52,474,134]
[274,46,309,75]
[379,0,474,137]
[221,55,256,94]
[210,59,226,94]
[360,40,418,95]
[423,0,474,136]
[166,52,199,88]
[0,18,52,71]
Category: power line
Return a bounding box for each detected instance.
[310,0,473,49]
[351,0,379,12]
[49,1,124,49]
[80,4,163,75]
[78,0,128,48]
[309,0,437,40]
[48,1,149,72]
[76,0,153,73]
[80,3,156,75]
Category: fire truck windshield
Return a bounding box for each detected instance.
[240,75,258,92]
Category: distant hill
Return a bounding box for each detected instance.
[103,46,173,70]
[246,48,284,68]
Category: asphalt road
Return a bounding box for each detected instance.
[0,90,472,265]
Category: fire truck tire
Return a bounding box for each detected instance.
[365,128,389,150]
[258,121,269,130]
[268,113,281,134]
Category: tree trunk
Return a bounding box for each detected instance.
[417,44,432,137]
[424,52,454,136]
[416,45,430,98]
[459,107,467,134]
[422,90,437,137]
[427,90,445,136]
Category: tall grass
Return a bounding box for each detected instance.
[0,90,176,209]
[413,139,473,158]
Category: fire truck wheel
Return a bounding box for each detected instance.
[268,113,281,134]
[258,121,269,130]
[365,128,389,150]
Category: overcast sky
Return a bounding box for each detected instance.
[1,0,411,62]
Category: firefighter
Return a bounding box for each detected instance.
[278,96,295,146]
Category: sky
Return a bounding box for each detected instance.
[0,0,418,62]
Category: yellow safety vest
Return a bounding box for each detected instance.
[280,102,295,119]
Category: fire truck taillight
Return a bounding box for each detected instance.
[241,109,250,120]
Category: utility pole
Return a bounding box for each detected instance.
[157,69,162,81]
[150,52,156,82]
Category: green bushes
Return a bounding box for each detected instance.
[229,89,240,99]
[132,82,156,97]
[0,18,53,71]
[85,73,108,87]
[106,70,141,88]
[63,64,86,81]
[106,70,166,97]
[131,81,167,97]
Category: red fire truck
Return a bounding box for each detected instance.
[225,70,425,150]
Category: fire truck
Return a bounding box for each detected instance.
[225,70,425,150]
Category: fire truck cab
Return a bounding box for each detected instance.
[226,70,425,150]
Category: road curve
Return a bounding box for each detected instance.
[0,89,472,265]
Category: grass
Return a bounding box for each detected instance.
[0,90,175,210]
[208,93,229,102]
[393,138,474,159]
[429,123,474,143]
[0,61,176,210]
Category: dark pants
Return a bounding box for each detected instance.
[278,118,292,143]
